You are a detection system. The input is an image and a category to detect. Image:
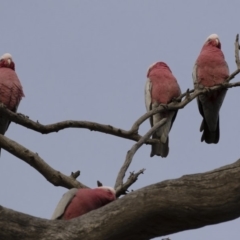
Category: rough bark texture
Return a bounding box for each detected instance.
[1,159,240,240]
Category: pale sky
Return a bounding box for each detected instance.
[0,1,240,239]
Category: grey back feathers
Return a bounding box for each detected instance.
[145,79,152,112]
[51,188,78,220]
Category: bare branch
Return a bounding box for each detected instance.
[116,168,145,197]
[70,171,80,179]
[97,180,103,187]
[223,33,240,82]
[131,80,240,131]
[0,134,88,189]
[1,108,136,138]
[115,119,167,190]
[234,34,240,70]
[0,83,239,147]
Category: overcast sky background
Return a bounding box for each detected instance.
[0,1,240,239]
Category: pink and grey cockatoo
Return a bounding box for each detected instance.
[51,186,116,220]
[145,62,181,157]
[193,34,229,143]
[0,53,24,153]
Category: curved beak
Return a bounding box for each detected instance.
[7,58,11,65]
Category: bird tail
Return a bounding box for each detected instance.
[150,135,169,158]
[200,118,219,144]
[0,118,10,157]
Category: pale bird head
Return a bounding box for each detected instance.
[98,186,116,195]
[147,61,171,77]
[0,53,13,65]
[148,62,159,70]
[205,34,221,48]
[147,62,160,77]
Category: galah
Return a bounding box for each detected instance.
[51,186,116,220]
[193,34,229,143]
[145,62,181,157]
[0,53,24,153]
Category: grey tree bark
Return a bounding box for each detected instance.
[1,158,240,240]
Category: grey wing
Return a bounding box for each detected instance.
[0,118,10,135]
[51,188,78,220]
[192,63,198,88]
[145,78,152,112]
[225,60,230,77]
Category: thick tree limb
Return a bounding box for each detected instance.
[1,158,240,240]
[0,134,88,189]
[115,119,167,191]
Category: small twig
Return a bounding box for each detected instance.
[235,34,240,70]
[116,168,145,197]
[115,119,167,189]
[97,180,103,187]
[185,88,191,99]
[0,134,88,189]
[70,171,80,179]
[226,33,240,82]
[176,89,194,102]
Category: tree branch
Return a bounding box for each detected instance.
[115,119,167,191]
[0,81,239,147]
[0,134,88,189]
[70,171,80,179]
[116,168,145,197]
[1,107,138,138]
[1,158,240,240]
[132,80,240,132]
[234,34,240,71]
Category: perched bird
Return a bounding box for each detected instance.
[0,53,24,153]
[145,62,181,158]
[193,34,229,143]
[51,186,116,220]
